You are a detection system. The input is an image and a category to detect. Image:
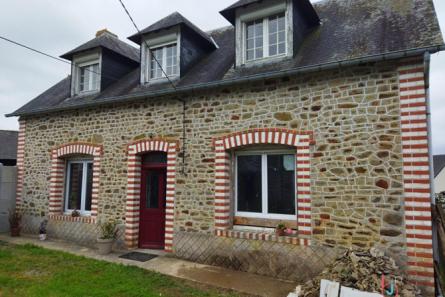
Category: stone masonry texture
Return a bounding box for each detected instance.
[19,60,417,283]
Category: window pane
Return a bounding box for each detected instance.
[67,163,83,210]
[85,163,93,211]
[269,13,286,56]
[91,64,100,91]
[142,152,167,164]
[237,155,262,213]
[246,19,263,61]
[267,155,295,215]
[146,171,159,209]
[150,47,163,79]
[79,67,86,91]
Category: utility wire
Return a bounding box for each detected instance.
[0,35,120,81]
[117,0,177,90]
[117,0,186,175]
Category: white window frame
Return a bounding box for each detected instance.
[234,150,297,220]
[147,41,179,81]
[243,13,287,63]
[235,0,293,66]
[77,61,100,93]
[141,30,181,84]
[71,51,101,96]
[64,160,93,215]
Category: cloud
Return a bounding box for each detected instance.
[0,0,444,154]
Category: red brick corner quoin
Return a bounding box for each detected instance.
[15,120,26,208]
[213,128,315,244]
[49,143,103,222]
[398,60,435,291]
[125,139,178,252]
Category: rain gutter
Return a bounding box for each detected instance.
[6,44,445,118]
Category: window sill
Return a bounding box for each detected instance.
[215,228,311,246]
[48,214,96,224]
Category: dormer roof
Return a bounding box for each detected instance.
[127,12,216,50]
[60,30,140,62]
[220,0,320,25]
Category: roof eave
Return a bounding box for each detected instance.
[7,44,445,118]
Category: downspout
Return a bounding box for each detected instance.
[424,52,442,296]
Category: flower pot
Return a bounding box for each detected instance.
[10,226,21,237]
[97,238,114,255]
[39,233,47,241]
[276,228,286,236]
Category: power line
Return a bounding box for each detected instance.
[117,0,177,90]
[0,35,120,81]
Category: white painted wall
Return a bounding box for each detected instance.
[435,168,445,194]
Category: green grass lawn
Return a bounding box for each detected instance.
[0,241,243,297]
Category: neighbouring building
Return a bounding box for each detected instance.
[434,155,445,195]
[6,0,444,294]
[0,130,18,166]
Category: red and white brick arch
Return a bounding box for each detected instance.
[48,143,102,223]
[125,139,178,252]
[213,128,315,243]
[398,59,435,292]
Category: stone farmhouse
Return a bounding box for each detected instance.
[6,0,444,294]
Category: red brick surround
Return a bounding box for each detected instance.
[15,120,26,208]
[398,59,435,292]
[213,128,314,244]
[49,143,103,223]
[125,139,178,252]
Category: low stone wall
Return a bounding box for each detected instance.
[21,215,126,250]
[173,231,343,282]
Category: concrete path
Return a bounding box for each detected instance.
[0,234,296,297]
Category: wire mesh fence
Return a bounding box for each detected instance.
[174,231,342,283]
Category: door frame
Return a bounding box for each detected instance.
[125,139,179,252]
[138,162,167,249]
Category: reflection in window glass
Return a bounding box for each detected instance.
[267,154,295,215]
[65,160,93,214]
[237,155,262,213]
[246,19,263,61]
[268,13,286,56]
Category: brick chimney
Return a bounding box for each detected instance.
[96,29,118,39]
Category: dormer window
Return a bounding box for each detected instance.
[78,62,100,92]
[245,13,286,62]
[71,52,102,96]
[220,0,322,68]
[140,31,181,84]
[149,43,178,79]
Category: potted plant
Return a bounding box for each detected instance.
[8,210,22,237]
[71,209,80,217]
[276,223,286,236]
[97,219,119,255]
[39,219,48,241]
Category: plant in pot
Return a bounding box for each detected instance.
[39,219,48,241]
[276,223,286,236]
[8,210,22,237]
[97,219,119,255]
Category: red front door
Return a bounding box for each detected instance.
[139,167,166,249]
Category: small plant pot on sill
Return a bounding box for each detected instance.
[97,238,114,255]
[10,227,21,237]
[39,233,47,241]
[275,228,286,237]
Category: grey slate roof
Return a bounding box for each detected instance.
[8,0,444,117]
[128,12,216,48]
[0,131,18,160]
[60,32,140,62]
[434,155,445,178]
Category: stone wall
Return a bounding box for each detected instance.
[20,60,405,256]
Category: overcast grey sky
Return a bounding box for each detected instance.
[0,0,444,153]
